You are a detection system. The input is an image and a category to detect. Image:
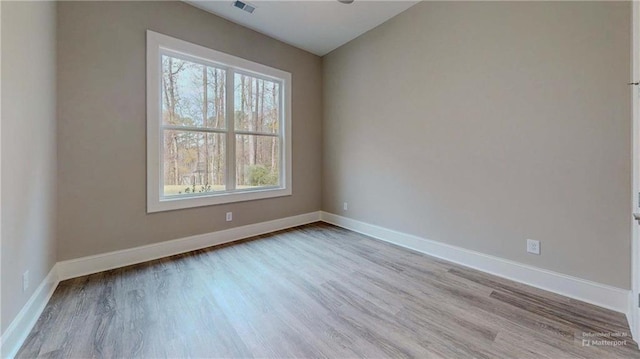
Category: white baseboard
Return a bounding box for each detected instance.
[320,211,630,314]
[57,211,321,281]
[0,266,59,359]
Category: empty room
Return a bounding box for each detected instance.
[2,0,640,357]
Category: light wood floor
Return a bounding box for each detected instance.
[17,223,640,358]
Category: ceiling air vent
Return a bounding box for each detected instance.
[233,0,256,14]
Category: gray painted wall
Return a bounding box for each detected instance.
[57,1,323,260]
[322,1,631,289]
[1,1,58,335]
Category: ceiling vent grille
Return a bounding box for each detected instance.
[233,0,256,14]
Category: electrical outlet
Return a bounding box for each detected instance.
[226,212,233,222]
[343,202,348,211]
[526,239,540,255]
[23,271,29,292]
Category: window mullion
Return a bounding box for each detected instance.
[226,69,236,190]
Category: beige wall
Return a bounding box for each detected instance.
[57,1,322,260]
[323,1,632,289]
[1,1,58,334]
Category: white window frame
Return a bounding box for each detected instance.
[146,30,292,213]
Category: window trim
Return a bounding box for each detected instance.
[146,30,292,213]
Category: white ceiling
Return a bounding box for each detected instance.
[185,1,419,56]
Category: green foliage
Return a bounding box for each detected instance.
[247,165,278,186]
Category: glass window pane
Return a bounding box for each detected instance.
[161,55,226,129]
[163,130,226,197]
[234,73,280,134]
[235,135,280,189]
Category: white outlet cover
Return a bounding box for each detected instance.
[23,270,29,291]
[226,212,233,221]
[526,239,540,255]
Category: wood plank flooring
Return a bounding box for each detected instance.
[17,223,640,358]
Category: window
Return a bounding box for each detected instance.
[147,31,291,213]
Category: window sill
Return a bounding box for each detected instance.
[147,187,292,213]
